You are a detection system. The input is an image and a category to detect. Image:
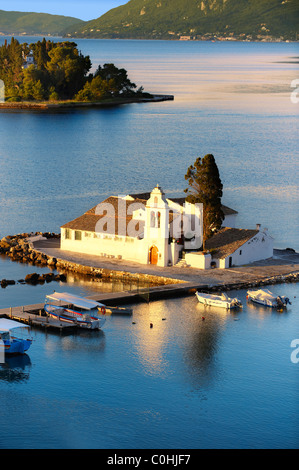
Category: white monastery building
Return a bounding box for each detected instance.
[60,185,273,269]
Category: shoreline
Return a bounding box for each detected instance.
[0,94,174,110]
[1,234,299,302]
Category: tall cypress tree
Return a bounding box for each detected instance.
[184,154,224,250]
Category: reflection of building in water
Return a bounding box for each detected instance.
[0,354,31,383]
[131,302,173,376]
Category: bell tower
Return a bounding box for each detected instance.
[145,185,170,266]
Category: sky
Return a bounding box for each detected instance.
[1,1,126,21]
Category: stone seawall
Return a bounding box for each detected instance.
[0,233,183,287]
[55,258,183,286]
[1,232,299,292]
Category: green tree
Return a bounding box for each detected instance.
[94,63,137,96]
[75,74,118,101]
[184,154,224,250]
[46,42,91,99]
[0,37,23,98]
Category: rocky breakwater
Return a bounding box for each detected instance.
[0,233,66,287]
[0,232,183,287]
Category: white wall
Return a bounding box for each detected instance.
[61,229,147,264]
[185,252,212,269]
[216,230,273,268]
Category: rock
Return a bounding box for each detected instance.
[39,273,55,283]
[47,257,57,266]
[0,241,11,252]
[1,279,15,288]
[25,272,39,284]
[54,273,67,282]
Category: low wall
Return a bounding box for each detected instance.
[55,257,184,286]
[185,252,212,269]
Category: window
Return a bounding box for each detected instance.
[65,228,71,239]
[75,231,82,241]
[150,211,156,228]
[239,250,242,255]
[157,211,161,228]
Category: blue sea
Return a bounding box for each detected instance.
[0,37,298,449]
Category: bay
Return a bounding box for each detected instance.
[0,38,298,449]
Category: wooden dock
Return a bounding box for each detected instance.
[0,281,207,331]
[0,303,76,331]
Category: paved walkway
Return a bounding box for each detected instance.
[33,240,299,287]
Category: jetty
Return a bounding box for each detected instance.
[0,234,298,332]
[0,304,75,331]
[0,94,174,111]
[1,262,298,332]
[0,280,201,331]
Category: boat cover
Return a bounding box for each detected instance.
[249,289,276,301]
[0,318,29,332]
[45,292,105,310]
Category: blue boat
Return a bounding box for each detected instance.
[0,319,32,355]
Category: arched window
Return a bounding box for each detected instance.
[154,196,158,207]
[157,211,161,228]
[150,211,156,228]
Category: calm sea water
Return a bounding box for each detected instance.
[0,38,298,449]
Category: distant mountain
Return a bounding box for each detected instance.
[0,10,84,35]
[63,0,299,40]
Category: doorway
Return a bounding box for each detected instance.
[149,246,159,265]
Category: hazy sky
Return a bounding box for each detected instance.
[2,1,126,21]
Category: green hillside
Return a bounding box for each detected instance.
[0,10,84,35]
[63,0,299,40]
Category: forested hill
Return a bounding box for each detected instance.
[63,0,299,41]
[0,10,84,35]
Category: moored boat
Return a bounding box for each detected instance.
[105,306,133,315]
[44,292,107,329]
[195,291,242,309]
[0,319,32,355]
[246,289,291,308]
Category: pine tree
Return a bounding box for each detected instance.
[184,154,224,250]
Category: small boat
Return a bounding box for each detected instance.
[196,291,242,309]
[247,289,291,308]
[44,292,107,329]
[105,306,133,315]
[0,319,32,355]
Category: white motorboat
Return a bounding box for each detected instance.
[246,289,291,308]
[0,319,32,355]
[195,291,242,309]
[44,292,107,329]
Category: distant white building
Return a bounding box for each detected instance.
[60,185,273,269]
[22,51,35,69]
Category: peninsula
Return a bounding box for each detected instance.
[0,38,168,107]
